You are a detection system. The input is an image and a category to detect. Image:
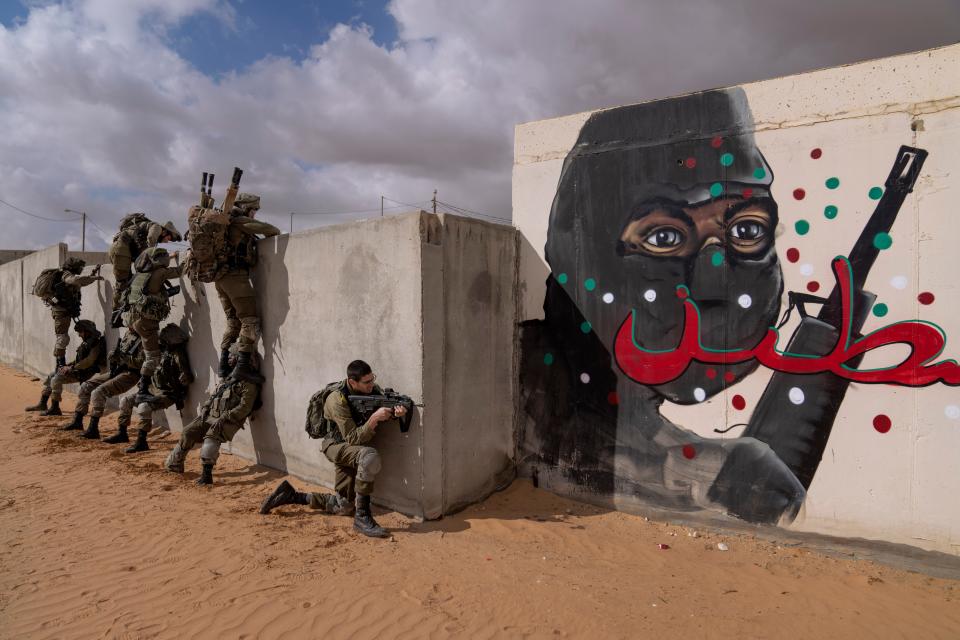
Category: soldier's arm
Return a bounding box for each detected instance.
[61,273,100,288]
[146,222,164,247]
[233,217,281,238]
[325,393,376,445]
[72,341,101,370]
[220,381,258,425]
[159,263,186,280]
[176,349,194,386]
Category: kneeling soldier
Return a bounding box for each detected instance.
[115,324,193,453]
[26,320,106,416]
[62,328,143,436]
[259,360,405,539]
[164,346,262,485]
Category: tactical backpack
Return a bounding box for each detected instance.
[305,381,345,440]
[127,251,173,321]
[185,206,231,282]
[31,268,63,301]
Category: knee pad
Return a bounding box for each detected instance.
[200,438,221,464]
[141,350,160,375]
[54,334,70,350]
[134,401,152,418]
[356,447,382,482]
[238,316,260,345]
[119,394,135,413]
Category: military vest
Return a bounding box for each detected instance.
[74,335,107,381]
[227,216,259,271]
[127,271,171,321]
[110,333,144,372]
[114,218,151,256]
[153,348,186,395]
[206,379,255,421]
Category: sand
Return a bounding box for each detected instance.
[0,363,958,639]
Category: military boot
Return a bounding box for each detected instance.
[25,391,50,412]
[134,375,157,405]
[125,429,149,453]
[218,348,232,378]
[164,446,185,473]
[196,463,214,486]
[102,419,129,444]
[230,351,264,383]
[61,411,85,431]
[41,400,62,417]
[80,415,101,439]
[353,494,389,538]
[259,480,310,514]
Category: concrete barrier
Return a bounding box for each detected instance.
[0,212,518,519]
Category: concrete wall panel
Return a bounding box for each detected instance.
[0,258,23,367]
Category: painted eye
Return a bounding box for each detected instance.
[729,221,766,241]
[644,227,685,248]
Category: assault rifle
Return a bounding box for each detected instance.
[200,172,215,209]
[347,389,417,433]
[221,167,243,213]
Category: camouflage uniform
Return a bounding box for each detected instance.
[126,248,186,382]
[215,194,280,360]
[108,216,181,311]
[164,368,260,484]
[47,259,101,363]
[32,321,106,415]
[65,329,143,433]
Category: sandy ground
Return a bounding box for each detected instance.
[0,364,958,640]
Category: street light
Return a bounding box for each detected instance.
[63,208,86,251]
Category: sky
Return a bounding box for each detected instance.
[0,0,958,250]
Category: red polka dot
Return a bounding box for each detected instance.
[873,414,892,433]
[810,148,823,159]
[807,281,820,293]
[742,188,754,199]
[918,292,935,305]
[676,288,688,299]
[732,395,746,410]
[682,444,696,459]
[793,188,806,200]
[607,391,619,406]
[705,368,717,380]
[723,371,736,383]
[685,157,697,169]
[710,136,723,148]
[786,248,800,263]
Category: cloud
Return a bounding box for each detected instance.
[1,0,957,250]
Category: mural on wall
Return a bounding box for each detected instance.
[519,88,955,525]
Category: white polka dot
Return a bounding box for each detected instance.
[693,387,706,402]
[788,387,805,405]
[580,373,591,384]
[602,292,615,304]
[945,405,960,420]
[737,294,752,309]
[800,263,814,277]
[644,289,657,303]
[890,275,909,290]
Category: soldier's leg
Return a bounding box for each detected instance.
[109,241,133,311]
[131,317,161,402]
[52,309,70,367]
[85,372,138,439]
[165,415,208,472]
[63,371,110,429]
[42,370,80,416]
[126,396,173,454]
[215,278,241,376]
[197,420,242,485]
[103,393,136,444]
[259,480,311,514]
[219,273,260,377]
[328,445,386,537]
[26,374,54,411]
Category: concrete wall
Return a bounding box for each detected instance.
[0,213,517,520]
[0,250,33,266]
[512,44,960,554]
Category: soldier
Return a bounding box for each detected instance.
[25,320,106,416]
[163,346,262,485]
[213,193,280,379]
[63,329,143,441]
[259,360,405,539]
[109,213,181,316]
[124,247,186,405]
[31,256,103,370]
[113,324,193,453]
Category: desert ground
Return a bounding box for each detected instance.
[1,363,958,639]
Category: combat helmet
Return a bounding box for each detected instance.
[160,221,182,242]
[233,193,261,215]
[74,319,99,336]
[62,256,86,274]
[159,323,189,346]
[133,246,171,272]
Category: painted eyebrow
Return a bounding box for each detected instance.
[723,197,776,223]
[628,204,695,228]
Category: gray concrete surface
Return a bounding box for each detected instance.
[0,250,33,266]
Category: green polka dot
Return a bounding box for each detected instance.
[709,182,724,197]
[711,253,724,267]
[825,177,840,189]
[869,186,884,200]
[584,278,596,291]
[543,353,554,366]
[557,273,568,284]
[580,321,592,334]
[824,205,838,219]
[720,153,734,167]
[873,232,893,250]
[795,220,810,235]
[872,303,889,318]
[753,167,766,179]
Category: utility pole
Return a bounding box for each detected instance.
[64,209,86,251]
[381,195,384,218]
[432,189,437,214]
[289,212,294,234]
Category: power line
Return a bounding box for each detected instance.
[293,202,416,216]
[0,197,76,222]
[436,199,511,223]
